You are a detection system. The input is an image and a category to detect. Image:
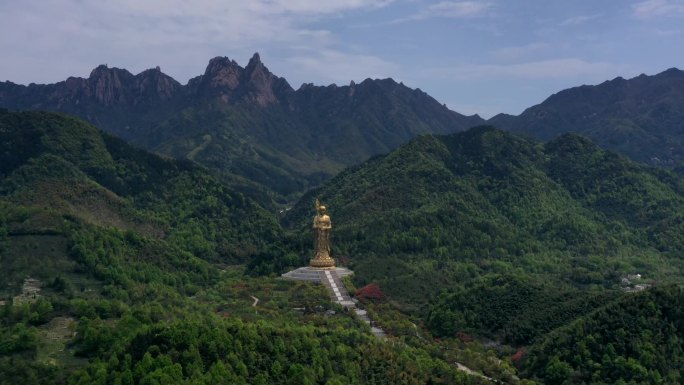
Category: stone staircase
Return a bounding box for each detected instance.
[282,266,387,338]
[320,269,355,306]
[353,308,387,338]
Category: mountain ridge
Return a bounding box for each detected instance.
[0,53,483,203]
[488,67,684,166]
[4,56,684,204]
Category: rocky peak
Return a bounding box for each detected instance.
[63,76,88,93]
[202,56,243,90]
[348,80,356,97]
[244,54,269,81]
[135,67,181,101]
[88,65,134,82]
[246,52,263,68]
[192,53,293,106]
[241,52,284,106]
[87,65,135,106]
[88,64,109,78]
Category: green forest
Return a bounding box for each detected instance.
[2,110,684,384]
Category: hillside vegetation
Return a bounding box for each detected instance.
[281,126,684,383]
[285,126,684,304]
[3,110,684,383]
[0,109,282,264]
[0,110,491,384]
[523,285,684,384]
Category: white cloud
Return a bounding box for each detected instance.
[90,0,393,18]
[651,28,683,35]
[392,1,491,23]
[0,0,395,84]
[268,0,395,14]
[490,43,548,62]
[632,0,684,18]
[286,50,400,85]
[559,14,601,26]
[426,58,621,80]
[418,1,490,18]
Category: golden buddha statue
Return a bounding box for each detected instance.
[310,198,335,268]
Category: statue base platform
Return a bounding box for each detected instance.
[281,266,353,283]
[282,266,355,307]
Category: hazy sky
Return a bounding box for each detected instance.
[1,0,683,118]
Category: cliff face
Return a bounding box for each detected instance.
[188,53,294,106]
[0,65,182,110]
[89,65,131,106]
[135,67,180,101]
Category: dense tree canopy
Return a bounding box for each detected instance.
[2,111,684,384]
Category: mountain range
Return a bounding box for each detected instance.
[278,125,684,382]
[0,53,483,203]
[0,109,487,385]
[0,109,282,270]
[2,55,683,205]
[3,55,684,383]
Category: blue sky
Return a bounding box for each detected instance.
[1,0,683,118]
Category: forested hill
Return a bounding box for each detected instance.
[0,108,282,264]
[489,67,684,166]
[522,284,684,384]
[284,126,684,304]
[279,126,684,382]
[0,109,486,385]
[2,110,683,384]
[0,54,483,202]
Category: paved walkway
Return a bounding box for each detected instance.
[320,269,354,306]
[353,308,387,338]
[282,266,387,338]
[319,270,387,338]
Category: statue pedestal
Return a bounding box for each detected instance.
[309,256,336,269]
[281,266,353,282]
